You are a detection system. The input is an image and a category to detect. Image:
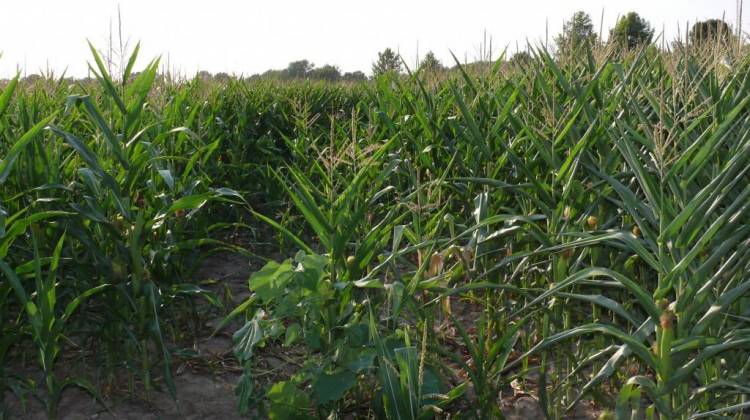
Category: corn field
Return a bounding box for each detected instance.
[3,42,750,419]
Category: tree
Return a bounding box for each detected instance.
[342,71,367,82]
[690,19,735,46]
[286,60,314,79]
[196,70,212,81]
[308,65,341,82]
[508,51,534,67]
[419,51,443,73]
[22,74,43,84]
[372,48,402,76]
[609,12,654,50]
[213,72,231,82]
[259,69,286,80]
[555,11,597,55]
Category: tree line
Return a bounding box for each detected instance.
[548,11,738,59]
[237,12,739,83]
[246,60,367,82]
[7,13,740,85]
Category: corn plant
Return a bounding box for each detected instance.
[5,36,750,419]
[1,233,109,418]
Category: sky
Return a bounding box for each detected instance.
[0,0,744,78]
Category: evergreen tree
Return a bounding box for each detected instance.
[419,51,443,73]
[372,48,402,76]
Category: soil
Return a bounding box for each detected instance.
[5,371,242,420]
[3,251,254,420]
[3,249,604,419]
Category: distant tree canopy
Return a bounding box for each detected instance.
[197,70,212,80]
[419,51,443,73]
[249,60,355,82]
[609,12,654,49]
[193,71,234,81]
[372,48,402,76]
[690,19,735,46]
[213,72,231,82]
[259,69,286,79]
[308,64,341,82]
[342,71,367,82]
[286,60,315,79]
[509,51,534,67]
[555,11,597,55]
[22,74,43,84]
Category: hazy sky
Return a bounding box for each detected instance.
[0,0,743,78]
